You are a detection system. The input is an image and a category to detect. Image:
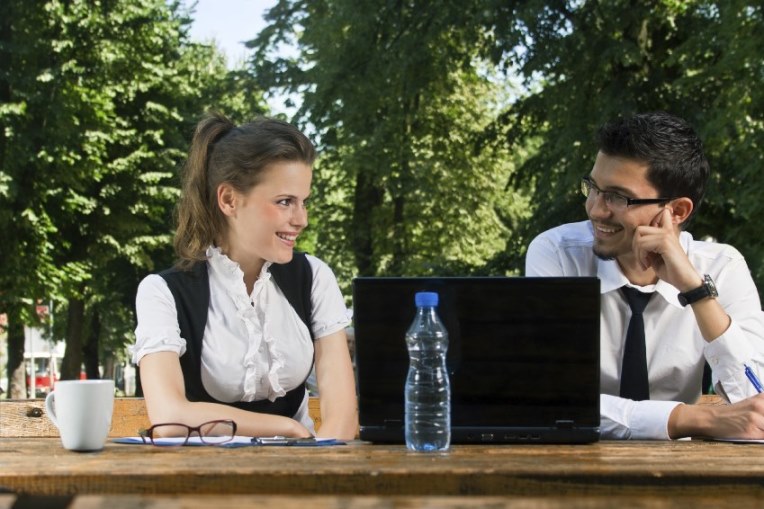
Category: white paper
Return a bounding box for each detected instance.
[709,437,764,444]
[113,435,255,446]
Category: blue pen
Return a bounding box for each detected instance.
[744,364,764,393]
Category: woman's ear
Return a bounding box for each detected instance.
[217,183,238,217]
[669,197,694,226]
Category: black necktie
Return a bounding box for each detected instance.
[620,286,653,401]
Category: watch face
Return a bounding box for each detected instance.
[705,275,719,298]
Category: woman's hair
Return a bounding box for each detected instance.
[174,112,316,269]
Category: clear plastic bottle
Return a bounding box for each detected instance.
[404,291,451,452]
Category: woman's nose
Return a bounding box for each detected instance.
[291,204,308,228]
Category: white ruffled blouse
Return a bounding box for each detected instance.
[132,247,350,426]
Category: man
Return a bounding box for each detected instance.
[525,111,764,440]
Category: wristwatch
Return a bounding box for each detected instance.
[677,274,718,307]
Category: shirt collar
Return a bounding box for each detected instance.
[206,246,273,288]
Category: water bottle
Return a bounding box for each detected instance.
[405,291,451,452]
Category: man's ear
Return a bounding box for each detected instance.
[217,183,238,217]
[669,197,694,226]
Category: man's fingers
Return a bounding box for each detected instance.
[651,207,673,230]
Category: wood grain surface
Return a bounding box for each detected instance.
[1,437,762,497]
[2,493,764,509]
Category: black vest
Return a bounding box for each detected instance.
[158,252,314,418]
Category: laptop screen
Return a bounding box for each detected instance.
[352,277,601,443]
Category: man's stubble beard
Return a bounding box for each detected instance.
[592,243,616,261]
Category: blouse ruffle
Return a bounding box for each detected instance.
[206,247,288,402]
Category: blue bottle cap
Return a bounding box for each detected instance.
[415,291,439,307]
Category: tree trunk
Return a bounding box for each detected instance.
[389,194,406,275]
[102,355,115,384]
[83,310,100,379]
[352,170,384,276]
[61,298,85,380]
[389,94,416,275]
[6,305,27,399]
[135,365,143,397]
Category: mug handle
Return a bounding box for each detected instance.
[44,391,59,429]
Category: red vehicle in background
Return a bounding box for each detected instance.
[25,354,85,398]
[25,355,60,398]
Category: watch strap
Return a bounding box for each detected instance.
[678,274,718,307]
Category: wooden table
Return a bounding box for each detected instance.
[2,493,763,509]
[1,438,764,500]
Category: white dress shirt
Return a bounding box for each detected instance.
[526,220,764,439]
[133,247,350,430]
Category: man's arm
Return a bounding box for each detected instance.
[603,392,764,440]
[601,394,681,439]
[633,208,732,341]
[634,208,764,402]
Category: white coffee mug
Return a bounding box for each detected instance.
[45,379,115,451]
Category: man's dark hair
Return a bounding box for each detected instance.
[597,111,710,223]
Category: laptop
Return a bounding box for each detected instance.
[352,277,601,444]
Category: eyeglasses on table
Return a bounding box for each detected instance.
[138,419,237,446]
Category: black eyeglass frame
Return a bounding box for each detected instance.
[138,419,237,446]
[581,176,674,209]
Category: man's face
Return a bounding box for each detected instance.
[585,152,668,262]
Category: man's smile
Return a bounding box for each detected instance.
[592,221,623,238]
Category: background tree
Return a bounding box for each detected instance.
[675,1,764,289]
[484,1,764,293]
[2,0,762,395]
[1,0,267,389]
[1,0,71,395]
[251,0,528,293]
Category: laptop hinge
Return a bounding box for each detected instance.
[555,420,575,429]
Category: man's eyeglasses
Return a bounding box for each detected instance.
[581,176,673,211]
[138,419,237,446]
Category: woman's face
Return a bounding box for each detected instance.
[221,160,312,269]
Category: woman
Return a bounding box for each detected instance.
[133,112,357,439]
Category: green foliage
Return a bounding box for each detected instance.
[2,0,762,374]
[485,1,764,296]
[252,0,528,294]
[673,1,764,287]
[0,0,267,376]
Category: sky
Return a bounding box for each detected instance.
[183,0,278,68]
[182,0,293,114]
